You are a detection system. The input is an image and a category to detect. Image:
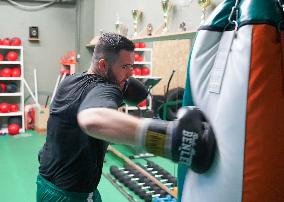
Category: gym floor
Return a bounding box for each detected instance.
[0,131,177,202]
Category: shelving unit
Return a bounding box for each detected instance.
[133,47,153,77]
[0,45,25,133]
[59,50,76,75]
[124,46,154,114]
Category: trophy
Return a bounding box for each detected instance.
[179,22,187,32]
[161,0,170,33]
[197,0,211,25]
[147,23,153,36]
[115,15,121,33]
[115,15,128,36]
[132,9,142,37]
[161,0,172,33]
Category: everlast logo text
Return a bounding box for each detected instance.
[179,130,198,165]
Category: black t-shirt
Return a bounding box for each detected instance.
[38,73,123,193]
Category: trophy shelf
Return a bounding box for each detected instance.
[131,31,197,43]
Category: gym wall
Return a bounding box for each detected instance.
[93,0,209,36]
[0,0,223,98]
[76,0,95,73]
[152,39,190,95]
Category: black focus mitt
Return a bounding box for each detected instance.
[123,77,148,106]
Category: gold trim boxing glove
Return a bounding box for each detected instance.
[137,107,216,174]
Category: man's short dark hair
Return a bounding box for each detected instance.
[92,33,135,65]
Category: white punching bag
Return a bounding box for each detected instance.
[179,0,284,202]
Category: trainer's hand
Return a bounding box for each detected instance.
[137,107,216,174]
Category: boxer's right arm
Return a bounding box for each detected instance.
[78,107,216,173]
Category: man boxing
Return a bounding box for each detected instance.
[37,32,216,202]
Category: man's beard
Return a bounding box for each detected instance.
[106,66,120,87]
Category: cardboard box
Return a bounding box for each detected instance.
[35,106,49,134]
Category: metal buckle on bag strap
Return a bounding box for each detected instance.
[278,0,284,12]
[228,0,240,31]
[276,0,284,31]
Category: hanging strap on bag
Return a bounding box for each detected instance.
[208,0,240,94]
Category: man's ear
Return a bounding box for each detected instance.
[98,58,106,73]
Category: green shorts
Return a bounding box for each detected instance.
[36,174,102,202]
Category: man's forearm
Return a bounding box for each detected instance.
[77,108,141,145]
